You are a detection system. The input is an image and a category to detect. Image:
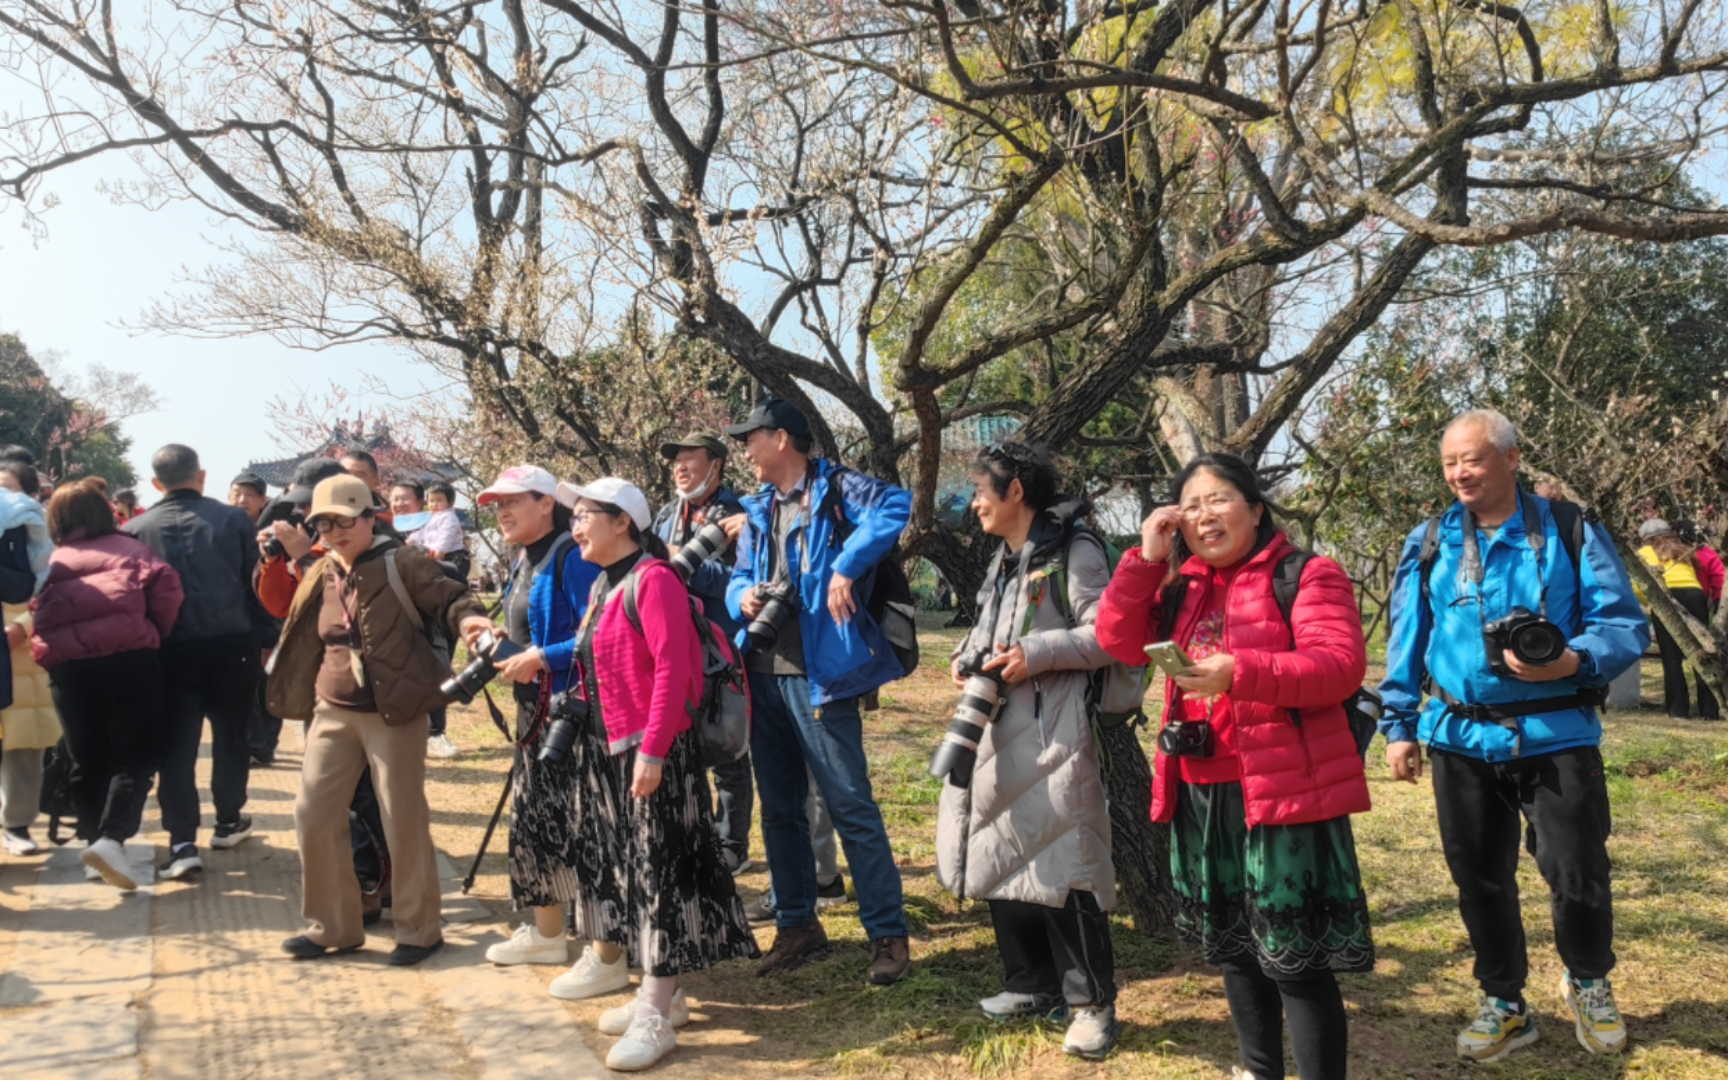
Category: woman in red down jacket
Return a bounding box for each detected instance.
[31,480,182,891]
[1095,454,1371,1080]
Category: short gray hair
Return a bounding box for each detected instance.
[1444,409,1518,453]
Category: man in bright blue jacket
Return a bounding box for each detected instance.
[1380,409,1648,1064]
[725,399,912,986]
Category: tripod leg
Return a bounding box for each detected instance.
[463,760,516,895]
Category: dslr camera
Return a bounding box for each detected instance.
[743,580,798,656]
[538,690,592,764]
[1156,719,1216,759]
[928,647,1010,789]
[440,631,527,704]
[258,498,307,560]
[669,513,736,583]
[1483,606,1568,677]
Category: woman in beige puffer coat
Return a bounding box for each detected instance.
[934,445,1123,1061]
[3,601,62,855]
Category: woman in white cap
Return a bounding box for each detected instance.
[472,466,622,996]
[1635,518,1720,719]
[560,477,758,1072]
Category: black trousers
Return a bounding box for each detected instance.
[350,767,389,892]
[1653,587,1720,719]
[49,649,164,843]
[1220,960,1348,1080]
[989,890,1117,1007]
[1431,745,1615,1001]
[247,668,283,763]
[158,634,258,845]
[711,752,754,860]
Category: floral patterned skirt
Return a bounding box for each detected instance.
[1170,780,1375,978]
[565,727,761,976]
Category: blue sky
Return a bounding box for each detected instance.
[0,157,434,494]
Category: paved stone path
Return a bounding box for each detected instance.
[0,735,610,1080]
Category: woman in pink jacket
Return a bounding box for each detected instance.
[31,480,183,890]
[1095,454,1372,1080]
[559,477,757,1073]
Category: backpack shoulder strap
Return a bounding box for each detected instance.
[547,533,574,598]
[1546,499,1586,578]
[622,570,643,637]
[383,547,432,643]
[821,464,853,545]
[1270,549,1314,644]
[1418,516,1442,600]
[1047,526,1108,630]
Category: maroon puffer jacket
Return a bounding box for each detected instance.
[31,531,184,668]
[1096,533,1370,828]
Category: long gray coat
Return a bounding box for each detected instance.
[936,516,1117,910]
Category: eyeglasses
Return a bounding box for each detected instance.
[569,508,620,526]
[312,515,365,534]
[1177,492,1243,521]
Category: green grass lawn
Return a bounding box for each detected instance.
[434,612,1728,1079]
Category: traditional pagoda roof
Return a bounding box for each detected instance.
[245,420,458,490]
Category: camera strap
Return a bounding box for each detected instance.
[1432,680,1607,723]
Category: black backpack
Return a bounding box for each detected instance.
[817,466,920,679]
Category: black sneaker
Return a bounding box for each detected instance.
[160,844,203,880]
[211,815,254,850]
[816,873,848,909]
[389,940,444,967]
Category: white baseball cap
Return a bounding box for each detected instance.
[476,465,558,505]
[556,477,652,530]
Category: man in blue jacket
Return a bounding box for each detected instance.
[726,399,912,986]
[652,430,758,874]
[1380,409,1649,1063]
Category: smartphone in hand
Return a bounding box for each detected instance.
[1143,641,1196,678]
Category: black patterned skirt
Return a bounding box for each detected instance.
[1170,780,1375,979]
[508,702,620,910]
[566,727,760,976]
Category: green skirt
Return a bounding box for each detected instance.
[1170,780,1375,978]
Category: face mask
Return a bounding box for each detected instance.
[676,459,721,502]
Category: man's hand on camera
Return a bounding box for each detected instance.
[262,521,312,562]
[740,586,764,619]
[458,618,493,647]
[1503,647,1580,683]
[982,643,1029,685]
[950,656,965,688]
[719,515,746,542]
[828,573,857,624]
[497,647,545,684]
[1387,740,1423,783]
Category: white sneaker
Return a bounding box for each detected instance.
[605,1003,678,1072]
[599,986,691,1036]
[1063,1004,1118,1060]
[485,923,569,966]
[426,734,460,759]
[2,829,41,856]
[549,944,632,1000]
[81,837,144,891]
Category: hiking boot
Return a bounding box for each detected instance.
[1456,996,1539,1062]
[211,815,254,850]
[1560,971,1627,1055]
[549,944,631,1000]
[388,940,444,967]
[605,1002,678,1071]
[599,985,692,1036]
[866,935,911,986]
[1064,1004,1119,1060]
[979,990,1070,1023]
[758,921,830,976]
[82,837,144,891]
[816,873,848,909]
[743,895,776,928]
[2,827,41,857]
[486,923,569,966]
[159,843,203,881]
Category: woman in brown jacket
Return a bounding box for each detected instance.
[267,475,490,966]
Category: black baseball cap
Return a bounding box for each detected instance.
[725,398,811,442]
[284,458,347,505]
[659,430,729,461]
[230,471,267,496]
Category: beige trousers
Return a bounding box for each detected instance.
[295,701,441,948]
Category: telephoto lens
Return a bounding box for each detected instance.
[928,648,1010,789]
[743,580,798,655]
[439,631,525,703]
[669,519,732,582]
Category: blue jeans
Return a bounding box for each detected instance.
[749,672,906,939]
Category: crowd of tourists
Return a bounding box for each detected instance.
[0,400,1708,1077]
